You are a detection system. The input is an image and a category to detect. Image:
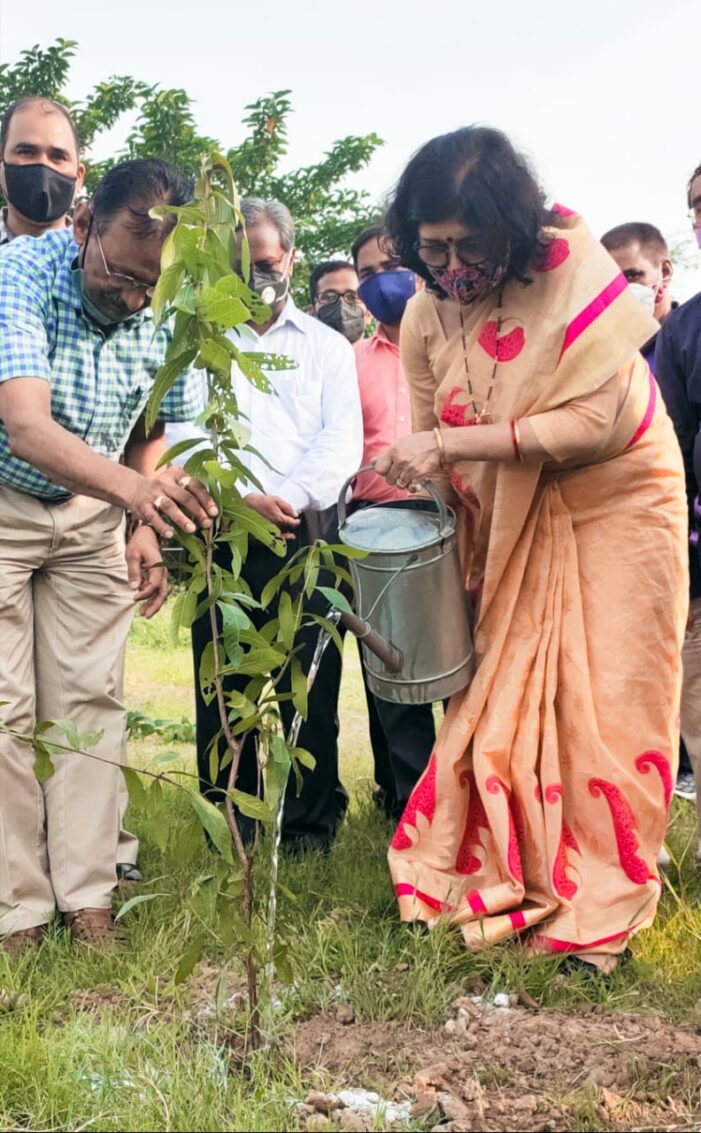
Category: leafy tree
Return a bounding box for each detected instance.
[0,40,384,294]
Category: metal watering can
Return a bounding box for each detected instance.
[337,469,474,705]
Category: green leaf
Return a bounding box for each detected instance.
[229,788,274,823]
[316,586,353,615]
[114,892,166,922]
[290,745,316,771]
[226,690,257,722]
[79,728,105,749]
[198,288,250,329]
[157,436,206,468]
[308,613,344,656]
[173,813,203,867]
[277,590,295,650]
[224,498,284,551]
[233,349,272,392]
[174,930,205,985]
[179,584,199,630]
[145,347,197,432]
[148,780,171,852]
[220,602,251,662]
[52,717,79,750]
[291,658,308,718]
[184,788,234,864]
[122,766,149,809]
[33,743,55,784]
[224,645,285,676]
[273,940,294,984]
[197,335,233,376]
[151,751,180,765]
[207,740,223,791]
[150,262,185,323]
[250,351,297,372]
[321,542,368,560]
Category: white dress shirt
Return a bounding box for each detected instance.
[166,299,363,512]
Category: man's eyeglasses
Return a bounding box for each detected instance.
[414,238,485,270]
[317,289,361,305]
[91,216,157,297]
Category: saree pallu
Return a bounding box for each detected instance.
[389,210,688,954]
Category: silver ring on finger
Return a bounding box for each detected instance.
[153,495,165,510]
[180,474,192,489]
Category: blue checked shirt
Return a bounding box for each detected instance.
[0,228,201,500]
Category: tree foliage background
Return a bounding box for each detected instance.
[0,39,384,299]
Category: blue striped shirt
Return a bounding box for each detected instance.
[0,229,200,500]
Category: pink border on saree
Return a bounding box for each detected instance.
[560,273,628,357]
[625,371,657,450]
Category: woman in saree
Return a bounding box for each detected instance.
[374,126,688,972]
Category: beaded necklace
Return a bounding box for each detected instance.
[458,288,504,425]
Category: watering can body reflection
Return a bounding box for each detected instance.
[337,472,474,705]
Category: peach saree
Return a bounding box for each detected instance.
[388,208,688,956]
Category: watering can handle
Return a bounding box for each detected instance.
[337,464,451,535]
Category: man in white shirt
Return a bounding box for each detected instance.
[168,198,363,852]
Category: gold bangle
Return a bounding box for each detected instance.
[434,426,446,469]
[512,419,524,463]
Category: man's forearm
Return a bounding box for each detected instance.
[124,421,167,478]
[9,412,140,508]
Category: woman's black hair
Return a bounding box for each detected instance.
[385,126,559,293]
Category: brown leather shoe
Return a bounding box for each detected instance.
[1,924,46,956]
[63,908,120,948]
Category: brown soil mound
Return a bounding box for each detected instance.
[294,996,701,1131]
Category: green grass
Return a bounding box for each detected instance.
[1,611,701,1131]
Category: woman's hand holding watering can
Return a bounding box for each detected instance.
[374,430,443,488]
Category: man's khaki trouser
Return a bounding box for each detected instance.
[681,595,701,860]
[0,486,136,933]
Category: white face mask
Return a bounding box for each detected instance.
[628,277,660,318]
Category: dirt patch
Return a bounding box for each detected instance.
[294,997,701,1130]
[68,983,129,1016]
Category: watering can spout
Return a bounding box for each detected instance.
[339,610,403,674]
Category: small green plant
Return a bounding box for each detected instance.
[126,710,195,745]
[133,150,356,1048]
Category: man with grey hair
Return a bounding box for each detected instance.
[168,197,363,853]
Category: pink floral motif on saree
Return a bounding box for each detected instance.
[455,770,489,875]
[588,778,651,884]
[391,752,437,851]
[635,750,673,808]
[478,319,526,362]
[529,237,570,272]
[486,775,524,884]
[440,386,471,427]
[544,783,581,900]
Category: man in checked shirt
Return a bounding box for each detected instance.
[0,157,216,952]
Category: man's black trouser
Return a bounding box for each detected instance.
[191,511,347,851]
[358,642,436,820]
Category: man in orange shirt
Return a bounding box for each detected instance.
[350,225,436,820]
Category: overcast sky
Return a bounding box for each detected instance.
[1,0,699,295]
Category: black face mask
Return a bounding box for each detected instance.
[3,162,76,224]
[316,297,365,343]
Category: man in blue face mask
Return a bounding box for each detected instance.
[349,224,436,822]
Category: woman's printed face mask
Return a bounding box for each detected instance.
[429,259,508,305]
